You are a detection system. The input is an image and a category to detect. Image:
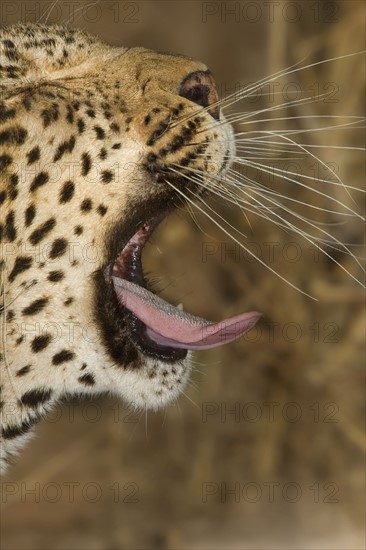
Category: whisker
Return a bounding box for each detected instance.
[235,140,366,153]
[238,150,364,211]
[226,166,359,218]
[235,119,365,138]
[225,170,365,267]
[236,156,362,195]
[222,95,342,125]
[39,0,60,24]
[170,163,365,279]
[232,114,364,126]
[166,174,323,300]
[220,51,365,111]
[181,390,200,410]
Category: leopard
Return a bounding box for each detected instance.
[0,23,261,474]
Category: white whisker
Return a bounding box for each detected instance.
[166,174,323,300]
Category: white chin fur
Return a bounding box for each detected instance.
[110,354,193,410]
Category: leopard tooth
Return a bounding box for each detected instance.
[177,303,184,311]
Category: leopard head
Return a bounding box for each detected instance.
[1,24,259,450]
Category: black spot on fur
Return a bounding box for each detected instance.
[94,126,105,139]
[64,297,74,306]
[101,170,113,184]
[78,373,95,386]
[112,143,121,149]
[52,350,75,365]
[8,173,18,200]
[6,309,15,322]
[41,103,59,128]
[30,171,49,192]
[0,126,27,145]
[2,416,39,440]
[6,63,18,75]
[77,118,85,133]
[0,103,16,124]
[80,198,92,212]
[81,152,91,176]
[31,333,52,353]
[5,211,16,241]
[29,218,56,245]
[2,40,16,54]
[8,256,32,282]
[66,105,74,123]
[74,225,83,236]
[97,205,108,216]
[146,120,170,146]
[59,180,75,203]
[53,135,76,161]
[22,297,49,316]
[20,388,52,408]
[16,365,31,377]
[99,147,107,160]
[147,153,157,164]
[25,204,36,226]
[49,238,67,259]
[0,191,6,204]
[0,154,12,171]
[48,270,64,282]
[27,146,40,165]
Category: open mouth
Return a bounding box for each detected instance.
[103,212,261,362]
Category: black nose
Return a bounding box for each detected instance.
[178,70,220,120]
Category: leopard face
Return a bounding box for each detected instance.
[0,23,244,471]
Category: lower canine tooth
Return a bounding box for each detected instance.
[177,303,184,311]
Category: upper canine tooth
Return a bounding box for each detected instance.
[177,303,184,311]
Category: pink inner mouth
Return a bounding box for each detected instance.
[110,219,261,352]
[112,277,261,350]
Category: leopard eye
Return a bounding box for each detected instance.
[178,70,220,120]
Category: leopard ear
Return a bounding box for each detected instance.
[179,70,220,120]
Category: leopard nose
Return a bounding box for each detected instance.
[178,70,220,120]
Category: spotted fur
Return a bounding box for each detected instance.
[0,23,234,473]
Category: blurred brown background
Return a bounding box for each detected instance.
[1,1,365,549]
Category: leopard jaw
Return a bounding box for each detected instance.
[0,23,238,473]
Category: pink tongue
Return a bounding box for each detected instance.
[112,277,261,350]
